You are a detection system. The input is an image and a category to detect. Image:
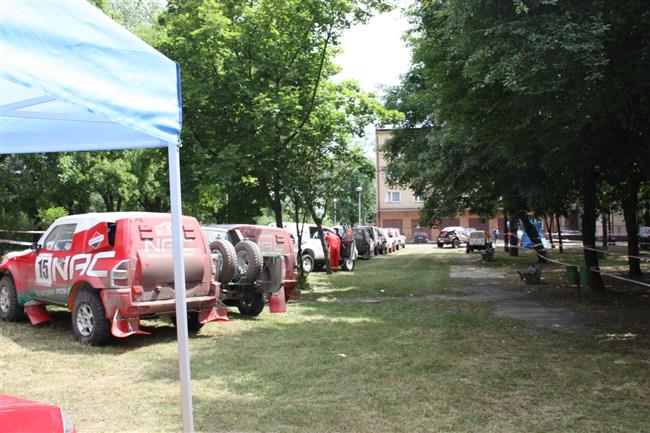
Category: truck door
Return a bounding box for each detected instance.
[34,223,77,305]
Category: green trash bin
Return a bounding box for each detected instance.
[566,265,578,284]
[579,267,589,284]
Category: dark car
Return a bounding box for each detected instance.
[353,227,374,259]
[413,232,428,243]
[640,227,650,250]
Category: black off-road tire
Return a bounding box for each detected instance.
[237,291,265,316]
[72,288,111,346]
[235,241,263,283]
[172,312,204,333]
[437,243,443,248]
[302,253,314,274]
[210,240,237,284]
[0,275,22,322]
[342,257,355,272]
[452,239,460,249]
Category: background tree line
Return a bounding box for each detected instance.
[1,0,398,252]
[383,0,650,290]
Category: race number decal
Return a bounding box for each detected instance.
[35,254,54,286]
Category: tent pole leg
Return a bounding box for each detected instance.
[168,141,195,433]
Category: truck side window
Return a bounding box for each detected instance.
[107,222,117,246]
[43,224,77,252]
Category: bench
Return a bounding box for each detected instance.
[517,262,542,284]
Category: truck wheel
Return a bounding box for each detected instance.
[210,240,237,284]
[465,246,470,253]
[237,291,264,316]
[172,312,203,333]
[301,254,314,273]
[235,241,263,284]
[452,239,460,248]
[437,243,443,248]
[72,288,111,346]
[342,258,355,272]
[0,275,22,322]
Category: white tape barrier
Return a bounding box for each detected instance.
[0,239,32,246]
[582,245,650,263]
[590,267,650,289]
[0,229,45,234]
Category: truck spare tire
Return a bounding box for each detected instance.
[210,240,237,284]
[235,240,263,284]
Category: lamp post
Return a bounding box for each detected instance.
[355,186,363,226]
[333,198,337,226]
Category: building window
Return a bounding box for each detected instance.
[385,191,401,203]
[413,195,425,203]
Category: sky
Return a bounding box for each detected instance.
[334,3,413,154]
[334,3,413,95]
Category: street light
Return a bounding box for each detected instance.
[355,186,363,226]
[333,198,338,226]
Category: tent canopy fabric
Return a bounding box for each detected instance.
[0,0,182,153]
[0,3,195,431]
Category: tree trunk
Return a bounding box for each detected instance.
[272,179,283,228]
[544,214,555,248]
[555,213,564,254]
[621,178,642,276]
[508,216,519,257]
[582,166,604,291]
[291,193,306,284]
[518,212,548,263]
[601,211,608,248]
[312,214,331,275]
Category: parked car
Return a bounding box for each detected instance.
[0,393,77,433]
[388,228,406,249]
[381,228,397,253]
[466,230,492,253]
[364,226,382,255]
[639,226,650,250]
[278,223,325,273]
[202,224,298,316]
[353,227,375,259]
[552,229,582,241]
[413,231,429,243]
[0,212,225,345]
[437,226,469,248]
[278,223,354,272]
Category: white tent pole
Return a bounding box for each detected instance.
[167,140,195,433]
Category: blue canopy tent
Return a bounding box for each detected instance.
[1,1,195,431]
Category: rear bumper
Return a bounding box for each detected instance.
[101,288,218,319]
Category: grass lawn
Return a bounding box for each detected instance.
[1,245,649,432]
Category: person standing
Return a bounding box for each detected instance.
[492,227,500,247]
[325,229,340,271]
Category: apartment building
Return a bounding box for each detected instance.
[375,129,502,241]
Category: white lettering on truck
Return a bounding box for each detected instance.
[35,251,116,285]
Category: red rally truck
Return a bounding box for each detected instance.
[0,212,229,345]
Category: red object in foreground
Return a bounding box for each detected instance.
[0,394,77,433]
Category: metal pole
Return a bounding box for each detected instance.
[358,192,361,226]
[167,142,195,433]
